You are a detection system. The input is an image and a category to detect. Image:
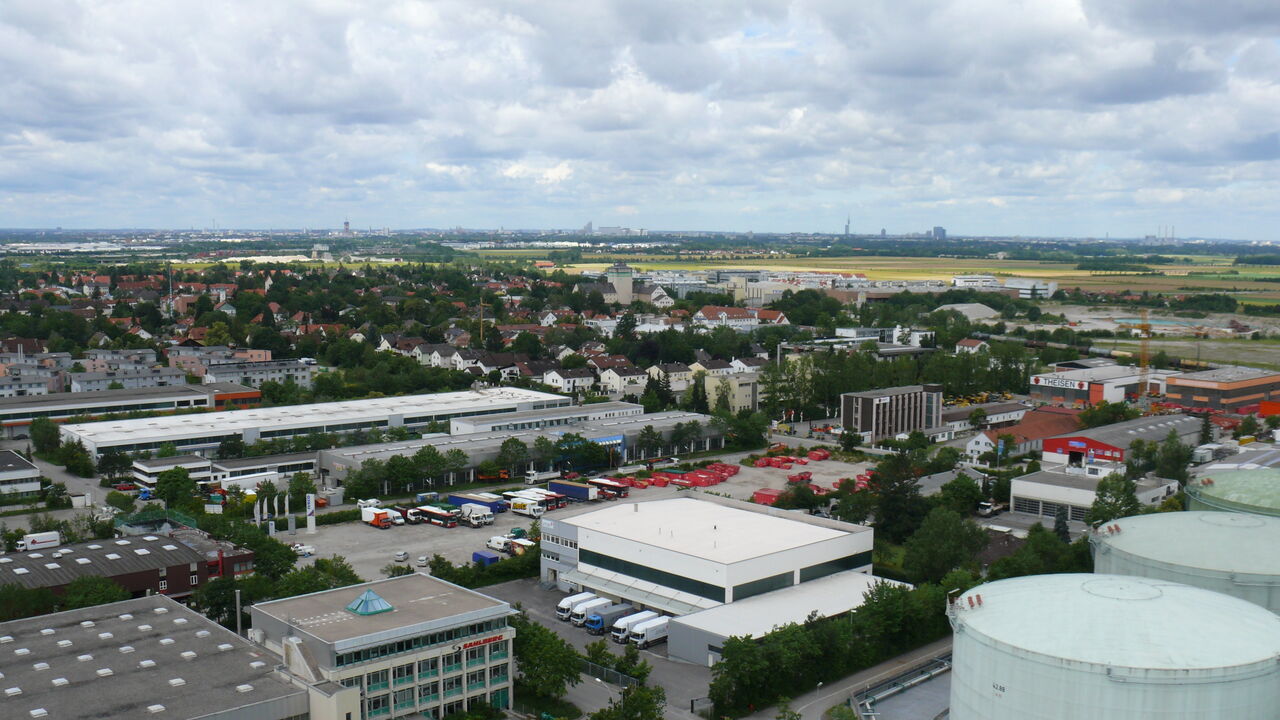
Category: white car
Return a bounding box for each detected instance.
[416,555,429,567]
[393,551,409,562]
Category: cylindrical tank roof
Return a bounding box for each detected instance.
[1092,511,1280,578]
[952,574,1280,672]
[1187,468,1280,517]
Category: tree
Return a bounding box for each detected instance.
[1198,413,1214,445]
[534,436,558,471]
[382,563,415,578]
[206,321,233,347]
[105,491,136,515]
[275,556,363,597]
[1237,414,1261,439]
[1153,429,1193,484]
[967,407,987,429]
[1053,505,1071,543]
[443,449,469,484]
[59,440,96,477]
[496,438,529,477]
[0,584,57,621]
[902,507,988,584]
[29,417,60,455]
[509,613,581,699]
[936,473,983,515]
[218,437,247,460]
[96,450,132,480]
[589,684,667,720]
[635,425,662,459]
[1084,473,1141,527]
[156,442,179,458]
[61,576,129,610]
[287,472,317,508]
[192,574,278,630]
[1078,401,1139,429]
[871,450,930,543]
[155,467,197,509]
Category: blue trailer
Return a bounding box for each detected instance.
[472,550,501,567]
[448,492,509,513]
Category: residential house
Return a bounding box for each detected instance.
[647,362,694,392]
[598,366,649,396]
[955,338,989,354]
[965,406,1083,463]
[543,368,596,394]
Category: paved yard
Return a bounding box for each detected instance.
[484,578,711,720]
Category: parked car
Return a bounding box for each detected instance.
[416,555,429,567]
[393,551,409,562]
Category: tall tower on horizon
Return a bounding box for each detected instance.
[844,215,850,237]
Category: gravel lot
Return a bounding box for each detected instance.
[291,453,875,581]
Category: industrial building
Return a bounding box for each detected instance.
[59,387,568,456]
[1040,414,1201,466]
[1011,462,1177,521]
[840,384,943,443]
[1164,366,1280,414]
[132,451,319,491]
[1186,468,1280,518]
[250,573,516,717]
[320,409,719,484]
[1028,364,1180,406]
[0,382,259,439]
[948,574,1280,720]
[668,571,904,666]
[0,533,253,600]
[0,595,311,720]
[447,401,643,434]
[0,448,41,497]
[1091,512,1280,614]
[541,496,877,662]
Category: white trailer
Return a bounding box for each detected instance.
[630,616,670,648]
[556,592,596,621]
[611,610,659,643]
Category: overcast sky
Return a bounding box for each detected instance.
[2,1,1279,238]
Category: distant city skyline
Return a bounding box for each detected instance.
[2,3,1279,240]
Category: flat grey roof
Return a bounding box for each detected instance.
[206,360,312,371]
[1172,366,1280,383]
[1052,414,1200,448]
[327,410,712,466]
[844,385,928,399]
[454,401,641,425]
[60,387,564,443]
[0,595,304,719]
[132,454,207,470]
[0,384,213,411]
[672,571,901,640]
[253,573,509,644]
[0,535,206,590]
[567,497,858,564]
[214,451,318,470]
[0,449,38,473]
[1017,467,1166,493]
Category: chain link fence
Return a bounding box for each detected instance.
[580,659,639,689]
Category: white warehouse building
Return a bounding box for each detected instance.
[540,496,877,664]
[949,574,1280,720]
[1091,511,1280,615]
[59,387,569,456]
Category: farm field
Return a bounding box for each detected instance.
[1105,337,1280,371]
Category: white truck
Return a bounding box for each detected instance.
[459,504,494,527]
[611,610,659,644]
[630,616,670,648]
[571,597,611,627]
[525,469,560,485]
[486,536,513,553]
[556,592,596,621]
[508,498,544,518]
[16,531,61,552]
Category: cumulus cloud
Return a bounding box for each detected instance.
[0,0,1277,237]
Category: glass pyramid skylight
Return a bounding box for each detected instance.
[345,589,394,616]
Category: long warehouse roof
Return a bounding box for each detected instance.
[567,497,857,564]
[60,387,565,442]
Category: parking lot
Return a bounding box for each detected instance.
[292,453,875,581]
